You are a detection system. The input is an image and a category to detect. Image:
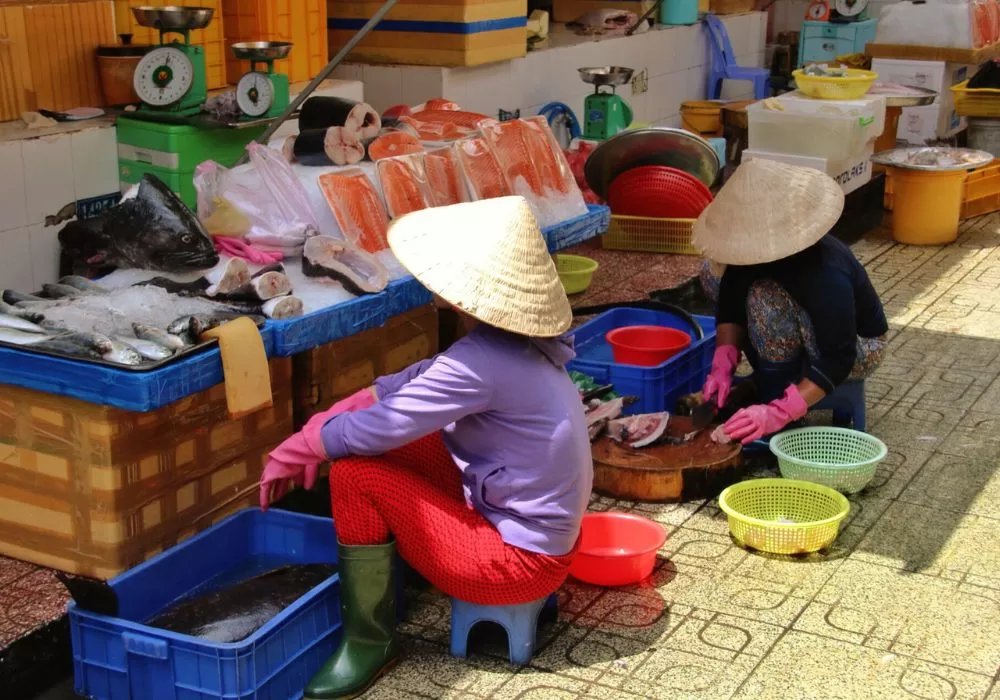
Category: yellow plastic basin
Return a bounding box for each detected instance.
[889,168,968,245]
[556,254,599,295]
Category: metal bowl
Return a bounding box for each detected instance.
[578,66,634,87]
[231,41,293,61]
[868,84,938,108]
[132,6,215,31]
[871,147,994,172]
[584,127,721,198]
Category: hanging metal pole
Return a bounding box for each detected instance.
[233,0,400,166]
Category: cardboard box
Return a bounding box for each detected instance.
[897,103,965,145]
[742,145,875,195]
[870,58,975,113]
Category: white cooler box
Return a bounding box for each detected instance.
[897,103,965,145]
[748,92,886,162]
[742,144,875,195]
[870,58,974,114]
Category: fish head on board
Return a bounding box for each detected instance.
[132,175,219,271]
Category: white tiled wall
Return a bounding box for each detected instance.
[336,12,768,126]
[0,126,118,291]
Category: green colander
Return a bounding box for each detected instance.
[556,254,599,295]
[769,427,887,494]
[718,478,850,554]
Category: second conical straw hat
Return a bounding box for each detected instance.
[387,196,572,337]
[692,158,845,265]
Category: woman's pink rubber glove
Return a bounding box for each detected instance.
[702,345,741,408]
[259,388,377,510]
[722,385,809,445]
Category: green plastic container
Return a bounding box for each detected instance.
[116,117,266,173]
[769,427,887,495]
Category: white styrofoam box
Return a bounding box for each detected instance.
[870,58,975,112]
[742,144,875,195]
[71,127,118,201]
[777,90,887,143]
[897,103,965,145]
[748,96,882,162]
[0,227,34,291]
[0,140,27,232]
[22,135,76,226]
[28,222,61,289]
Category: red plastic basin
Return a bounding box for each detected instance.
[570,512,667,587]
[606,325,692,366]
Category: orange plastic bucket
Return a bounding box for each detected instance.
[890,168,967,245]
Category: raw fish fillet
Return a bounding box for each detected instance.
[376,155,434,219]
[528,116,578,195]
[455,137,513,200]
[317,170,390,253]
[410,110,490,128]
[422,98,461,111]
[425,146,468,206]
[368,131,424,161]
[399,115,470,141]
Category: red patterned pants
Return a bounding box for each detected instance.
[328,433,577,605]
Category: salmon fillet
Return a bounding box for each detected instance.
[422,98,460,111]
[455,137,513,200]
[318,169,390,253]
[424,146,468,206]
[376,156,433,219]
[367,131,424,161]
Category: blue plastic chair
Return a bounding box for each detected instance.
[814,378,866,431]
[703,13,770,100]
[450,594,558,665]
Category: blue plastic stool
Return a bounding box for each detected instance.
[814,379,866,431]
[704,13,770,100]
[450,594,558,665]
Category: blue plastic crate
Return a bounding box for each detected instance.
[0,330,275,413]
[544,204,610,252]
[568,308,717,415]
[70,509,341,700]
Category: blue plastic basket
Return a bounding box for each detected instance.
[568,308,716,415]
[0,331,275,413]
[70,509,341,700]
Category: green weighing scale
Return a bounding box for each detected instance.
[232,41,293,120]
[131,5,212,117]
[579,66,635,141]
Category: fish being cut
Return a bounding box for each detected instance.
[302,236,389,295]
[367,131,423,161]
[424,147,468,206]
[606,412,671,448]
[298,96,381,140]
[455,137,514,200]
[293,127,365,167]
[317,169,390,253]
[262,295,304,319]
[58,174,219,273]
[376,155,434,219]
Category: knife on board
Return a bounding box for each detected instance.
[691,380,759,431]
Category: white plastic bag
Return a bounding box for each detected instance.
[875,0,974,50]
[195,141,319,255]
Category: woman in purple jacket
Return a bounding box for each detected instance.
[259,196,592,700]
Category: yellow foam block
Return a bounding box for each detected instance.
[329,0,526,22]
[327,27,526,67]
[202,318,273,419]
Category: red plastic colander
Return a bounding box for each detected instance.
[607,165,713,218]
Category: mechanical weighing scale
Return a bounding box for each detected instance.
[118,6,267,208]
[579,66,635,141]
[232,41,293,120]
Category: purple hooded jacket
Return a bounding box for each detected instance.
[320,324,592,556]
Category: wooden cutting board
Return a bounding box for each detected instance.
[591,415,743,503]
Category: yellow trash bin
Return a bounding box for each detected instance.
[889,168,967,245]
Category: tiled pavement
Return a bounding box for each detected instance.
[366,218,1000,700]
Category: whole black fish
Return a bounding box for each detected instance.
[58,175,220,273]
[148,564,335,643]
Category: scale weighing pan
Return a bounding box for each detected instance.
[232,41,293,61]
[579,66,634,87]
[871,147,994,172]
[132,5,214,31]
[584,127,721,199]
[867,84,937,108]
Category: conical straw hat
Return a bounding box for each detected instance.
[692,158,845,266]
[387,196,572,337]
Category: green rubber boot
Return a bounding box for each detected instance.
[304,541,400,699]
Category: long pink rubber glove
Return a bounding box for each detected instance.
[702,345,741,408]
[259,388,376,510]
[723,385,809,445]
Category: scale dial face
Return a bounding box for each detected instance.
[236,71,274,117]
[133,46,194,107]
[806,0,831,20]
[834,0,867,15]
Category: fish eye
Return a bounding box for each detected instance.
[181,234,192,244]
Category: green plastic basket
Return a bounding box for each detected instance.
[718,479,850,554]
[556,254,599,295]
[769,427,887,494]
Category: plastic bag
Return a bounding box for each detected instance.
[195,141,319,256]
[875,0,973,50]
